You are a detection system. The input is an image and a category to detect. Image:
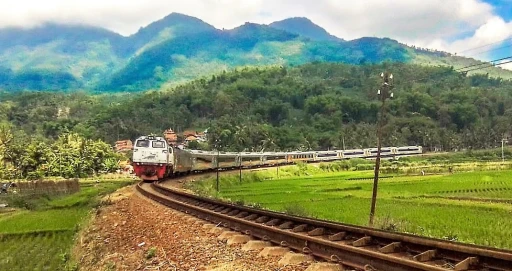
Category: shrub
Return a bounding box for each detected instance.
[295,161,308,176]
[145,247,157,259]
[283,204,310,217]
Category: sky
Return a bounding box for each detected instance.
[0,0,511,67]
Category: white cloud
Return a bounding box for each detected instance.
[425,16,512,57]
[499,60,512,71]
[0,0,510,60]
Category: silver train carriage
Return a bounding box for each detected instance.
[131,135,422,181]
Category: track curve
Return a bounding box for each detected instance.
[136,180,512,271]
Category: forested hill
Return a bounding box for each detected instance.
[0,12,511,92]
[1,63,512,152]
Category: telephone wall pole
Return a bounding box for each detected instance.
[369,72,394,227]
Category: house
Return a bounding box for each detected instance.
[185,135,198,143]
[196,131,208,142]
[163,128,178,145]
[182,130,197,137]
[182,129,208,143]
[115,140,133,152]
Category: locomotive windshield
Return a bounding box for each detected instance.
[152,141,166,148]
[136,139,150,147]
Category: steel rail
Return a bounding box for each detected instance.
[136,181,512,271]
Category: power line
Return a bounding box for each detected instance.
[459,59,512,73]
[458,36,512,54]
[455,56,512,71]
[402,55,512,85]
[466,43,512,57]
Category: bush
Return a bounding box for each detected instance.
[356,164,374,171]
[145,247,157,259]
[283,204,310,217]
[295,161,308,176]
[350,158,371,167]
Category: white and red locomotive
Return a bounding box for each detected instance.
[132,136,174,181]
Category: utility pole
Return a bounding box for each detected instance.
[502,138,508,163]
[239,152,242,183]
[216,148,220,192]
[369,72,394,227]
[215,139,220,192]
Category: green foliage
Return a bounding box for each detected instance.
[207,167,512,249]
[0,231,75,271]
[0,180,131,271]
[1,62,512,157]
[283,204,311,217]
[0,124,122,179]
[295,161,308,176]
[145,247,157,259]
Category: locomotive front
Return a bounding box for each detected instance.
[132,136,172,181]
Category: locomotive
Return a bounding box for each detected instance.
[131,135,422,182]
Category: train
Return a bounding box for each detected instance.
[131,135,423,181]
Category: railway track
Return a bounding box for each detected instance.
[137,181,512,271]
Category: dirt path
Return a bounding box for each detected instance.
[76,185,309,271]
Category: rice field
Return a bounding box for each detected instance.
[0,231,74,271]
[0,179,133,271]
[192,167,512,249]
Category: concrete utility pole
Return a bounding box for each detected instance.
[216,148,220,192]
[215,139,220,192]
[502,138,508,163]
[239,152,242,184]
[369,72,394,227]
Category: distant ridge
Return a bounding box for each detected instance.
[0,13,509,92]
[269,17,341,42]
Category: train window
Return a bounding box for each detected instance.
[136,140,150,147]
[152,141,166,148]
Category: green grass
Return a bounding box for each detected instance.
[192,165,512,249]
[0,231,74,271]
[0,208,87,234]
[0,179,133,270]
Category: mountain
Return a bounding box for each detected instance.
[127,13,216,55]
[101,23,301,90]
[0,23,124,52]
[0,13,510,92]
[0,23,126,90]
[269,17,341,42]
[100,23,416,91]
[0,13,218,90]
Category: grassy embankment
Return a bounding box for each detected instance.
[187,153,512,249]
[0,177,133,271]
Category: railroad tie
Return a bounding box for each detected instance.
[266,218,281,226]
[292,224,308,233]
[378,242,402,253]
[328,232,347,241]
[256,216,270,223]
[352,236,372,247]
[279,221,294,229]
[235,211,249,218]
[307,227,325,236]
[454,257,479,271]
[413,249,437,262]
[244,214,259,220]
